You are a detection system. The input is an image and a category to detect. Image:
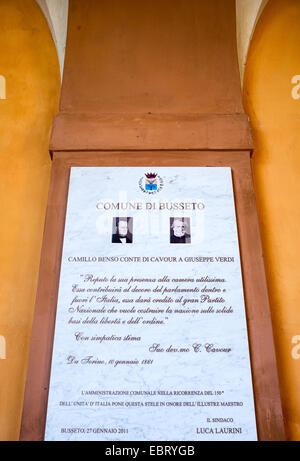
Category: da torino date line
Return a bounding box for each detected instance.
[66,356,140,366]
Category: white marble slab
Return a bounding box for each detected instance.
[44,167,257,441]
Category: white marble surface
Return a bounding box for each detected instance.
[44,167,257,441]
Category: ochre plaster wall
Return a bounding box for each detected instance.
[244,0,300,441]
[0,0,60,440]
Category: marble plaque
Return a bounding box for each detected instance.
[44,167,257,441]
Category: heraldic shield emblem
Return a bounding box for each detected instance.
[138,172,164,194]
[145,173,158,191]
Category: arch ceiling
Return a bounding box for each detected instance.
[35,0,68,79]
[236,0,269,82]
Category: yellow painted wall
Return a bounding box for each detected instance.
[0,0,60,440]
[244,0,300,441]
